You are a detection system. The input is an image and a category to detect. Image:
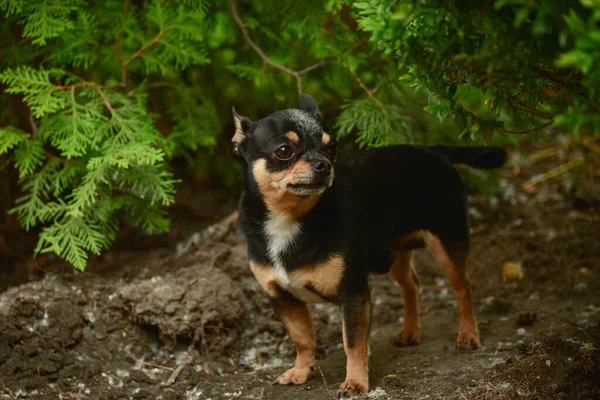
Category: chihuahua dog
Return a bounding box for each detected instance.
[232,94,506,398]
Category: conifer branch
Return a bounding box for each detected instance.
[96,87,114,115]
[112,37,127,86]
[230,0,357,99]
[348,68,387,115]
[123,31,164,68]
[28,111,37,137]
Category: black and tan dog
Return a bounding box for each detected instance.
[232,95,506,398]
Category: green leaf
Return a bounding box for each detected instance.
[556,50,594,74]
[0,66,67,117]
[35,214,109,270]
[41,91,107,158]
[13,138,45,178]
[21,0,78,46]
[0,126,29,154]
[10,159,65,230]
[0,0,23,15]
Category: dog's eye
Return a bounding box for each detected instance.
[274,145,294,160]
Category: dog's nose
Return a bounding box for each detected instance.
[311,159,332,175]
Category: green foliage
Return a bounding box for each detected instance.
[2,0,597,270]
[353,0,600,144]
[0,0,214,270]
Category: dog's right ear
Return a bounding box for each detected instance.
[232,107,252,156]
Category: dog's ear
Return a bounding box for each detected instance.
[232,107,252,156]
[299,94,322,121]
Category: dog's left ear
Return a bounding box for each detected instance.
[299,94,322,121]
[232,107,252,156]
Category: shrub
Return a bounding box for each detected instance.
[0,0,217,269]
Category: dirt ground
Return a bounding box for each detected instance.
[1,140,599,400]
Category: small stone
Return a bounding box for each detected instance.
[517,328,526,336]
[546,360,551,367]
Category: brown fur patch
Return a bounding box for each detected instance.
[285,131,300,143]
[249,261,279,298]
[289,255,344,298]
[249,256,345,301]
[392,230,428,250]
[321,132,331,145]
[426,233,480,349]
[341,299,371,395]
[276,300,316,384]
[251,158,320,217]
[389,250,421,345]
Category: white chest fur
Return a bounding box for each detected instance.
[263,213,300,284]
[262,213,326,302]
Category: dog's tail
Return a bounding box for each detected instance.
[425,145,507,169]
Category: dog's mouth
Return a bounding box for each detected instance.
[288,182,328,196]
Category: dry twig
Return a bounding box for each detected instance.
[526,145,560,162]
[317,365,329,391]
[130,354,175,371]
[582,137,600,153]
[512,308,599,342]
[163,365,185,386]
[521,156,584,190]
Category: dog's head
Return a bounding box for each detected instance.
[232,94,338,216]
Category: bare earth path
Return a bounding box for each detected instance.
[1,147,599,400]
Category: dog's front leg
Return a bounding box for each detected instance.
[272,297,316,385]
[338,291,372,398]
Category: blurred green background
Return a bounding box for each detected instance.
[0,0,598,269]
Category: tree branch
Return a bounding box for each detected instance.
[112,37,127,87]
[28,111,37,138]
[498,120,553,135]
[504,91,554,120]
[123,31,164,68]
[348,68,387,115]
[230,0,359,99]
[230,0,297,76]
[96,87,114,115]
[533,65,592,104]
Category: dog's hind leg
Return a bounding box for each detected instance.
[427,233,480,350]
[389,250,421,346]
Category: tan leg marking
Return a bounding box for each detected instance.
[249,261,279,298]
[426,233,480,350]
[289,255,344,298]
[275,300,316,385]
[321,132,331,145]
[389,250,421,346]
[338,298,371,398]
[285,131,300,144]
[252,159,320,218]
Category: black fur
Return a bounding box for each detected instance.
[239,144,505,279]
[233,95,506,395]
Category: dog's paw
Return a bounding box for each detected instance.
[456,329,481,350]
[273,366,312,386]
[337,378,368,398]
[392,325,421,347]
